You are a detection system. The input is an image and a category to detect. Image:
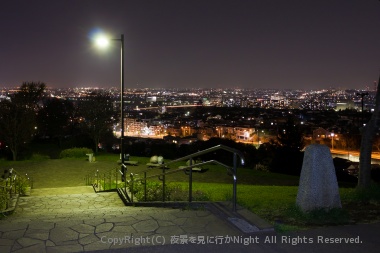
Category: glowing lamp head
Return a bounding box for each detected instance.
[94,35,110,48]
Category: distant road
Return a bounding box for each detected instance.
[136,105,202,110]
[331,149,380,162]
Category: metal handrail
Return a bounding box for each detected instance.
[85,166,123,192]
[129,144,244,212]
[137,160,234,180]
[139,144,245,173]
[0,168,32,197]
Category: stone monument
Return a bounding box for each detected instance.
[296,144,342,212]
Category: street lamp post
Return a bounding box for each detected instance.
[257,128,260,145]
[95,33,126,180]
[119,34,125,180]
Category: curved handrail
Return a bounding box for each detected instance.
[134,160,235,182]
[139,144,245,174]
[128,144,244,211]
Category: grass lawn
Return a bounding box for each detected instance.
[1,153,379,230]
[0,156,119,188]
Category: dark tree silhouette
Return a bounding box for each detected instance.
[276,115,304,151]
[37,98,74,146]
[13,82,46,109]
[0,82,46,160]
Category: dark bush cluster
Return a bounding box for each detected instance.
[129,181,210,202]
[59,147,93,158]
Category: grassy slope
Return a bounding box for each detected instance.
[1,154,379,228]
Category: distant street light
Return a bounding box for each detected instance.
[216,127,221,138]
[331,133,335,150]
[256,128,264,145]
[94,33,126,180]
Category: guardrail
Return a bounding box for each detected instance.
[85,166,124,192]
[1,168,33,195]
[1,168,33,212]
[85,144,245,212]
[127,145,244,212]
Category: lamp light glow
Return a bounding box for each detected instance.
[95,35,110,48]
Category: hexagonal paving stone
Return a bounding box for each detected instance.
[15,243,46,253]
[79,234,100,245]
[112,225,137,233]
[132,220,159,233]
[71,224,95,234]
[95,223,114,233]
[28,221,55,230]
[183,217,210,227]
[49,227,79,244]
[0,222,28,232]
[17,237,44,247]
[172,217,187,226]
[2,230,27,240]
[155,225,186,235]
[84,218,105,226]
[25,229,50,240]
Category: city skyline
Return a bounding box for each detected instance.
[0,0,379,89]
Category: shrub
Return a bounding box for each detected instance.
[254,163,270,172]
[167,183,187,201]
[168,185,210,201]
[59,147,93,158]
[0,181,10,211]
[129,181,210,202]
[192,189,210,201]
[131,181,165,201]
[30,153,50,161]
[17,176,31,196]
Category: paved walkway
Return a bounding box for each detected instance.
[0,186,246,252]
[1,186,379,253]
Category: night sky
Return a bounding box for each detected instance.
[0,0,379,89]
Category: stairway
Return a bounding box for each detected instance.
[8,186,126,221]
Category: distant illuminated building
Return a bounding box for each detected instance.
[335,100,355,111]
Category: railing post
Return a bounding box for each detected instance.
[189,158,193,203]
[14,176,17,194]
[144,171,147,202]
[162,169,166,202]
[233,152,237,212]
[130,173,134,203]
[109,171,112,190]
[124,171,127,198]
[96,170,99,189]
[9,181,12,198]
[116,167,118,188]
[103,173,106,191]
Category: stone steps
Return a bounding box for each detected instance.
[8,186,128,221]
[206,202,274,234]
[30,186,96,196]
